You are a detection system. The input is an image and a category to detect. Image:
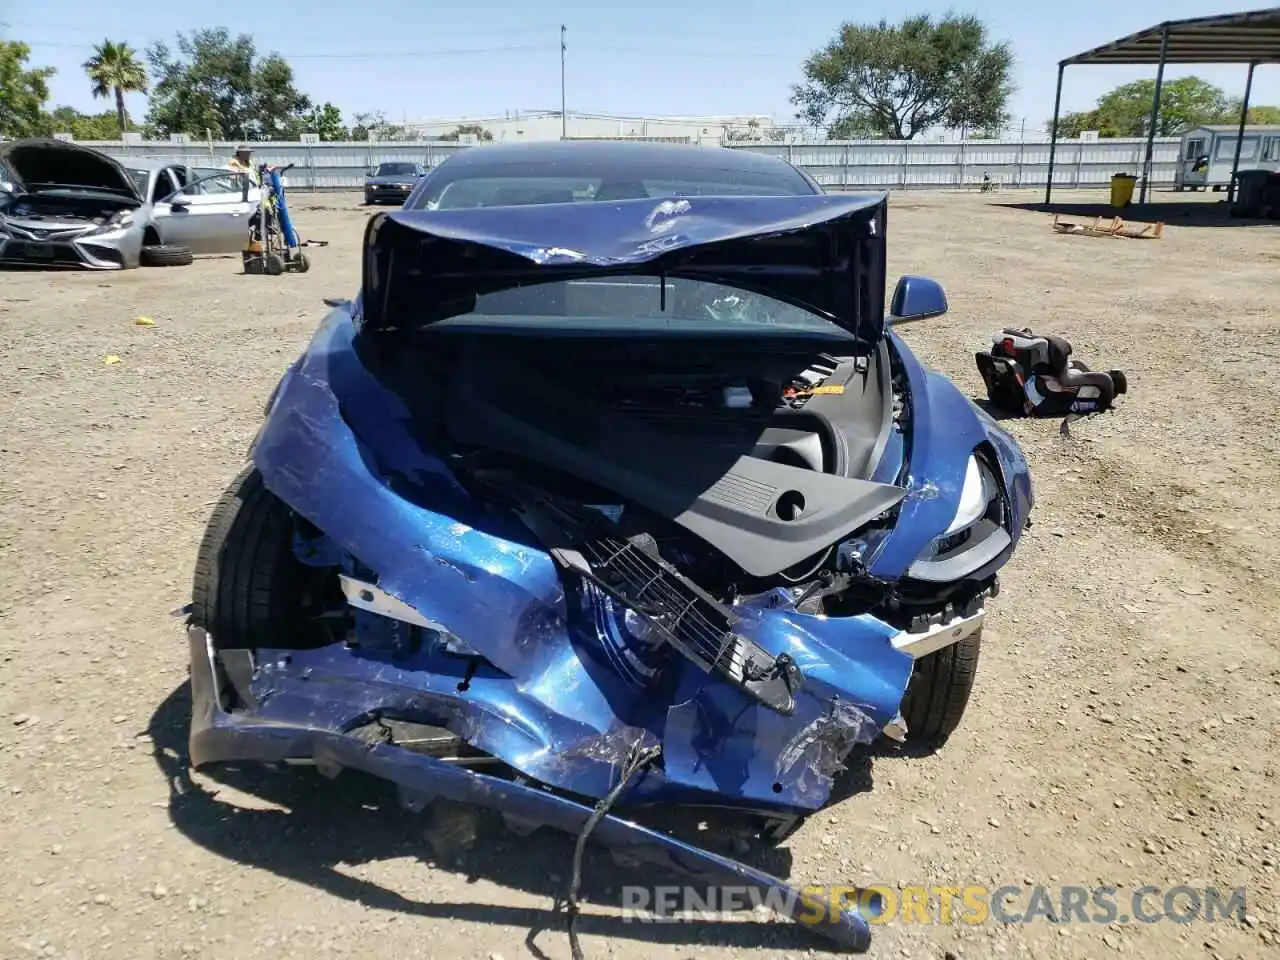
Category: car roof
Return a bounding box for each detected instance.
[436,140,798,176]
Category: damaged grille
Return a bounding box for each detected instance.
[571,533,801,715]
[475,469,803,715]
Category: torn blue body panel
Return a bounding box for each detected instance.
[245,307,914,810]
[860,333,1034,579]
[188,628,880,951]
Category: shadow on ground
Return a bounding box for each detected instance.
[998,195,1278,229]
[970,397,1023,421]
[148,682,891,956]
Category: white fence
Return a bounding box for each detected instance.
[55,136,1183,192]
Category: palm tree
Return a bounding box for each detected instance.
[82,40,149,135]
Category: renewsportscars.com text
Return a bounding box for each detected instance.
[620,884,1248,926]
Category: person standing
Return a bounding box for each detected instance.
[228,144,261,184]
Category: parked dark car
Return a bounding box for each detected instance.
[363,161,425,205]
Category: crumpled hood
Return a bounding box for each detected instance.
[360,193,889,344]
[0,139,141,200]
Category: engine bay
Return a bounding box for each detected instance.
[0,193,135,226]
[365,330,906,599]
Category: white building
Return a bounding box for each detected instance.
[401,110,789,144]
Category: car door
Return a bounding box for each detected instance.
[150,171,254,254]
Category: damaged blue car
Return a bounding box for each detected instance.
[187,141,1033,951]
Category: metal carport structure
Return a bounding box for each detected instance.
[1046,7,1280,204]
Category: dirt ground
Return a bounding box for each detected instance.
[1,189,1276,960]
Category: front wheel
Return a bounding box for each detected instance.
[192,465,334,649]
[899,630,982,748]
[140,243,194,267]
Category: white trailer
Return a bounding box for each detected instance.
[1175,124,1280,191]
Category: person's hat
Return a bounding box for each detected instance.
[235,144,251,153]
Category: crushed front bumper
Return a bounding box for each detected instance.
[890,607,985,661]
[187,624,880,951]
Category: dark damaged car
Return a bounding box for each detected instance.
[187,142,1033,950]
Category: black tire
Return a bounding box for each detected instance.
[264,253,285,276]
[899,629,982,747]
[139,243,194,267]
[293,252,310,273]
[192,465,311,649]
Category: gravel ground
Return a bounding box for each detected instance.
[0,189,1277,960]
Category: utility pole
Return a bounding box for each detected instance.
[560,25,568,140]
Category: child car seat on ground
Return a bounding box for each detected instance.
[975,329,1127,417]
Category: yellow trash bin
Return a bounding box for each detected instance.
[1110,173,1137,208]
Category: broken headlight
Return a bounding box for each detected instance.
[943,454,999,539]
[909,451,1010,582]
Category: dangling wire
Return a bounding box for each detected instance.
[564,738,662,960]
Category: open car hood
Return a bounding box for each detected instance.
[0,138,141,200]
[360,193,889,344]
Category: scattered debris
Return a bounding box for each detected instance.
[1052,214,1164,239]
[134,316,155,326]
[104,355,122,365]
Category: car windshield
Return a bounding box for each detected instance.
[415,156,815,210]
[375,163,418,177]
[426,275,845,338]
[125,168,150,195]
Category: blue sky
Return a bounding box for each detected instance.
[6,0,1278,131]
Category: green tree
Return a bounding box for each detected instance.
[1220,101,1280,126]
[1051,108,1125,139]
[304,102,346,140]
[82,40,148,135]
[47,106,126,139]
[0,40,55,139]
[350,110,407,141]
[792,13,1013,139]
[144,27,311,139]
[438,123,492,142]
[826,115,883,139]
[1050,77,1261,138]
[251,52,311,139]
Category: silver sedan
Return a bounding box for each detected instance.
[0,139,263,270]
